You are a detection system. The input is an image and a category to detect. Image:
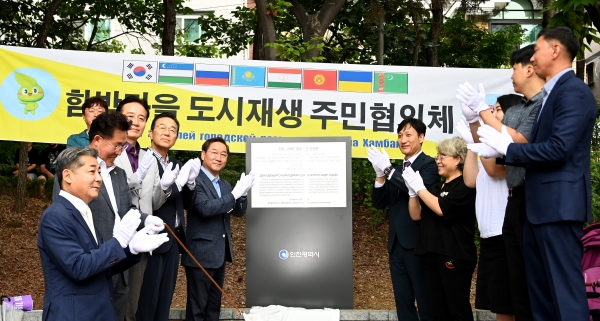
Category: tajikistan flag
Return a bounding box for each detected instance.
[267,67,302,89]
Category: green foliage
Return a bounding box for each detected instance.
[547,0,600,56]
[438,15,524,68]
[0,175,51,200]
[266,35,332,62]
[197,7,257,58]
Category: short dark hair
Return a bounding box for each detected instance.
[88,111,131,140]
[150,112,180,134]
[538,26,580,61]
[201,137,229,154]
[116,95,150,118]
[496,94,522,114]
[56,146,98,187]
[82,96,108,113]
[397,118,427,137]
[510,44,535,66]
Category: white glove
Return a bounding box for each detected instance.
[160,163,180,191]
[188,158,201,184]
[129,225,169,255]
[367,147,392,172]
[455,117,474,144]
[242,171,256,197]
[371,162,385,178]
[231,171,254,199]
[456,82,488,114]
[135,151,154,183]
[477,125,513,156]
[460,102,480,124]
[175,160,193,191]
[113,209,142,248]
[405,181,417,197]
[402,167,426,193]
[144,215,164,235]
[467,143,504,158]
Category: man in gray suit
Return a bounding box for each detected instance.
[53,112,166,321]
[183,137,255,321]
[114,96,170,321]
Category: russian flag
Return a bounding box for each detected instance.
[195,64,230,86]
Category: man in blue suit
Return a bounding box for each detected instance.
[38,147,168,321]
[473,26,597,321]
[183,137,255,321]
[368,118,438,321]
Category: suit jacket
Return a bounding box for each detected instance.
[506,70,597,224]
[151,158,194,253]
[114,149,168,215]
[38,196,139,321]
[372,152,440,251]
[52,165,147,284]
[182,170,247,269]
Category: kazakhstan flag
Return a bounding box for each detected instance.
[230,66,266,87]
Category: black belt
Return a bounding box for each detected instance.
[508,185,524,197]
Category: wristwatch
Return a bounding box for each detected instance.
[383,166,394,176]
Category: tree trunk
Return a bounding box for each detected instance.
[13,143,28,213]
[86,18,99,51]
[253,20,265,60]
[289,0,346,61]
[577,53,585,80]
[35,0,65,48]
[542,0,555,28]
[377,9,384,65]
[427,0,443,67]
[408,0,422,66]
[162,0,176,56]
[255,0,278,60]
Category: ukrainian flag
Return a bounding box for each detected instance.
[338,71,373,93]
[230,66,266,87]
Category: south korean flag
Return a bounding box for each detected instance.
[122,60,158,83]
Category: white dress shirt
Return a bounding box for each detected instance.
[98,157,120,227]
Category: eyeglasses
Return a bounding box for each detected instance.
[435,154,452,161]
[100,136,125,152]
[155,124,177,135]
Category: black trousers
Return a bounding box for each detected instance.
[389,236,432,321]
[422,253,475,321]
[112,272,129,321]
[136,239,180,321]
[185,263,225,321]
[502,186,533,321]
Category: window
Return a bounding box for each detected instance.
[587,63,595,86]
[86,19,111,42]
[177,16,202,42]
[490,0,542,47]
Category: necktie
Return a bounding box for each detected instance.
[214,178,221,198]
[403,161,411,171]
[85,206,98,244]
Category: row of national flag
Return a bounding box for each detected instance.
[123,60,408,94]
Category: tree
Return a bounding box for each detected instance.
[438,15,524,68]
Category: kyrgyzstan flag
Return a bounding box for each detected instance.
[303,69,337,91]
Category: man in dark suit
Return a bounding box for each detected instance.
[475,26,597,321]
[52,112,165,321]
[183,137,255,321]
[367,118,439,321]
[38,147,168,321]
[137,112,200,321]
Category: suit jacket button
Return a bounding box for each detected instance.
[222,234,226,238]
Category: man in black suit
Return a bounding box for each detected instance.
[136,112,200,321]
[183,137,255,321]
[53,112,165,321]
[368,118,439,321]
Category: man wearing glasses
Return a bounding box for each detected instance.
[136,112,200,321]
[183,137,255,321]
[53,111,165,320]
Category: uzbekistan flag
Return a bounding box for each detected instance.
[303,69,337,91]
[195,64,229,86]
[230,66,266,87]
[158,62,194,84]
[338,70,373,93]
[267,67,302,89]
[373,72,408,94]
